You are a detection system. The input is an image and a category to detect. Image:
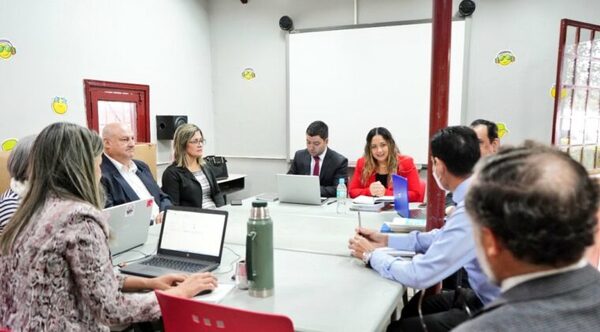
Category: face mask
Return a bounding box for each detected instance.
[432,162,445,191]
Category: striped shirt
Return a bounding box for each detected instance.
[192,170,216,209]
[0,189,20,234]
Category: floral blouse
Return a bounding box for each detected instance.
[0,197,160,331]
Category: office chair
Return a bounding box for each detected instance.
[155,291,294,332]
[418,179,426,202]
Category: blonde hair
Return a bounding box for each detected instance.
[0,122,104,255]
[361,127,399,186]
[173,123,205,168]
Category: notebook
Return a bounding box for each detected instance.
[277,174,327,205]
[105,199,153,256]
[120,206,228,278]
[392,174,425,219]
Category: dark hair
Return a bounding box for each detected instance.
[470,119,498,141]
[306,121,328,140]
[361,127,399,185]
[0,122,104,254]
[430,126,480,177]
[466,141,599,267]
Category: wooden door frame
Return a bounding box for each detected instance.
[84,79,151,142]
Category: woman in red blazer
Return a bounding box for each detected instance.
[349,127,421,201]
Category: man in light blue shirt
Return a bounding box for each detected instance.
[349,126,500,332]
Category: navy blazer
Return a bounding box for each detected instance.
[161,163,225,208]
[100,154,172,211]
[287,148,348,197]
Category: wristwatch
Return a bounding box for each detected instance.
[362,250,373,266]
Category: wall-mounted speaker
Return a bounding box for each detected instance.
[156,115,188,140]
[458,0,476,17]
[279,16,294,31]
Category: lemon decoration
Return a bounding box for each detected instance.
[0,40,16,60]
[242,68,256,80]
[52,97,68,115]
[1,138,18,152]
[550,85,568,99]
[496,122,509,138]
[494,50,516,67]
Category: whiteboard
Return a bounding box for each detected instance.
[288,21,465,164]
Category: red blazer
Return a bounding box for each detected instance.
[349,155,421,201]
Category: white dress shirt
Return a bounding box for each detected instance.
[310,148,327,176]
[104,154,159,219]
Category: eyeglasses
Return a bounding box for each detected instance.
[189,139,206,145]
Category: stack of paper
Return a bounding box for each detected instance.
[352,195,394,204]
[384,216,426,232]
[350,195,390,212]
[350,202,385,212]
[255,192,279,202]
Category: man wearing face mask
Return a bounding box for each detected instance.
[453,142,600,332]
[349,126,500,332]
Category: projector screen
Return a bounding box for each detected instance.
[288,20,465,165]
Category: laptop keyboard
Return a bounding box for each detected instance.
[141,257,208,273]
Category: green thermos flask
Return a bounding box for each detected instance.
[246,201,274,297]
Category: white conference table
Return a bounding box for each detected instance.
[113,224,404,332]
[218,198,415,257]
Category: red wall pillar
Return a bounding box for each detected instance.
[426,0,453,231]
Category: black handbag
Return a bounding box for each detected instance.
[204,155,229,180]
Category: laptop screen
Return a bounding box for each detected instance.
[392,174,410,218]
[159,208,227,257]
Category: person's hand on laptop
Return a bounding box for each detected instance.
[155,211,165,225]
[164,272,218,298]
[369,181,386,197]
[150,274,188,290]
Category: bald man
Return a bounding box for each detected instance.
[100,123,171,224]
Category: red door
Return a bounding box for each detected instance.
[84,80,150,142]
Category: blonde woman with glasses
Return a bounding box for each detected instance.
[162,124,225,208]
[0,122,217,331]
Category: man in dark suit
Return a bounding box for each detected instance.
[100,123,172,224]
[288,121,348,197]
[454,142,600,332]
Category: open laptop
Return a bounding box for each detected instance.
[277,174,327,205]
[120,206,228,278]
[392,174,426,219]
[105,199,153,256]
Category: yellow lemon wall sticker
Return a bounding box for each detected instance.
[494,50,516,67]
[52,97,68,114]
[242,68,256,80]
[0,40,17,60]
[1,138,18,152]
[550,84,568,99]
[496,122,509,139]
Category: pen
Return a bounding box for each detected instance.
[358,210,362,229]
[327,199,337,205]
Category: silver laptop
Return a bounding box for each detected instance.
[120,206,228,278]
[105,199,153,256]
[277,174,326,205]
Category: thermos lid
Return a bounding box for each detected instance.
[252,201,268,208]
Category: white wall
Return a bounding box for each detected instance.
[3,0,600,199]
[466,0,600,145]
[209,0,600,198]
[0,0,214,165]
